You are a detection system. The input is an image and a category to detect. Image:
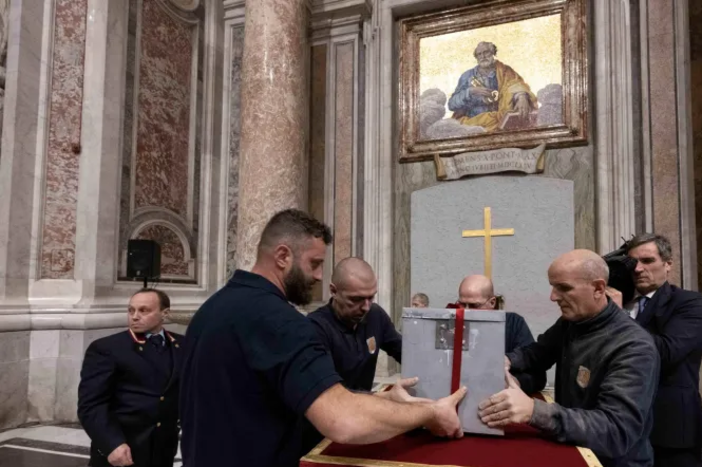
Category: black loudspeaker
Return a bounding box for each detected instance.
[127,240,161,279]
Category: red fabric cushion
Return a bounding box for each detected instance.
[301,425,588,467]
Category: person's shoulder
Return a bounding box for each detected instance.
[668,284,702,303]
[307,304,333,322]
[506,311,526,323]
[612,311,657,350]
[368,303,393,323]
[87,330,130,352]
[192,278,292,330]
[166,331,185,341]
[495,60,517,74]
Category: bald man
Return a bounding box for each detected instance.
[455,275,545,394]
[478,250,660,467]
[307,257,402,392]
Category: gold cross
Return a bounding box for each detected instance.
[461,207,515,279]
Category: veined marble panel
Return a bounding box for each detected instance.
[0,360,29,428]
[118,0,203,283]
[309,44,327,302]
[225,25,244,277]
[40,0,88,279]
[693,3,702,290]
[136,224,190,277]
[27,357,58,422]
[333,42,355,264]
[0,330,30,363]
[133,0,194,218]
[53,357,82,422]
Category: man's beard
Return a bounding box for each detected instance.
[284,262,316,306]
[479,58,495,69]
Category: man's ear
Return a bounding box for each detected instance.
[488,296,497,309]
[593,278,607,297]
[273,244,293,270]
[161,307,170,321]
[329,283,337,298]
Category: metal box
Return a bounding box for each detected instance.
[401,307,506,436]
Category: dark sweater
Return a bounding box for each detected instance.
[509,300,660,467]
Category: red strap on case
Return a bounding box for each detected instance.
[451,307,465,394]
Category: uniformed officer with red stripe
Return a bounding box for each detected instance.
[78,288,185,467]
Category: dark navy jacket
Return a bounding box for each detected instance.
[179,270,342,467]
[78,329,184,467]
[307,302,402,391]
[635,282,702,449]
[509,301,659,467]
[504,312,546,394]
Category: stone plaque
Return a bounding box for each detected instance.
[410,175,574,373]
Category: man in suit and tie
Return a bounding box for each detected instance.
[78,288,184,467]
[624,233,702,467]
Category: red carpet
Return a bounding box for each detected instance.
[301,423,592,467]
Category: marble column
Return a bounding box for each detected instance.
[641,0,696,288]
[235,0,309,270]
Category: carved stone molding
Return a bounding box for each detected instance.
[594,0,636,253]
[170,0,200,11]
[156,0,201,24]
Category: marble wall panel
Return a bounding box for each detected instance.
[133,0,193,218]
[136,224,189,276]
[0,360,29,428]
[58,329,86,359]
[53,357,82,422]
[333,42,355,264]
[226,26,244,277]
[691,3,702,290]
[40,0,87,279]
[30,330,60,360]
[309,44,327,302]
[26,331,60,422]
[119,0,139,273]
[0,330,30,363]
[119,0,201,283]
[647,0,682,285]
[27,357,58,422]
[541,146,596,251]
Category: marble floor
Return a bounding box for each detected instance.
[0,425,182,467]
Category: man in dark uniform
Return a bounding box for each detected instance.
[624,233,702,467]
[78,288,184,467]
[179,209,467,467]
[307,257,401,392]
[479,250,659,467]
[452,274,546,395]
[302,258,403,452]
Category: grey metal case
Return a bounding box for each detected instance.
[401,307,506,436]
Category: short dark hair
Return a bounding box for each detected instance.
[132,288,170,310]
[258,209,332,256]
[627,233,673,262]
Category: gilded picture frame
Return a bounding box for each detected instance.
[398,0,588,162]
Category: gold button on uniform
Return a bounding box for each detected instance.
[157,422,161,427]
[160,396,165,401]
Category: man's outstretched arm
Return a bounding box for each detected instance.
[306,383,467,445]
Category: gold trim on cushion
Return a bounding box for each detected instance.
[302,451,466,467]
[301,391,602,467]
